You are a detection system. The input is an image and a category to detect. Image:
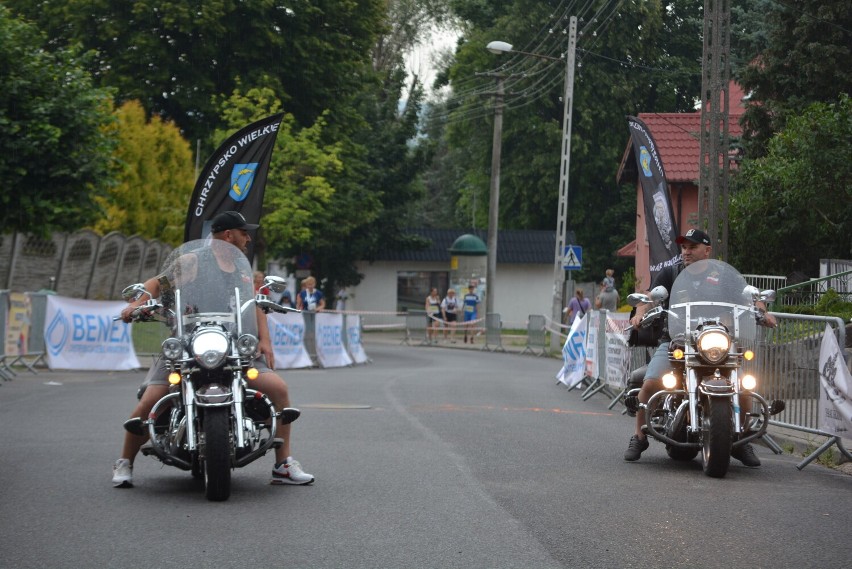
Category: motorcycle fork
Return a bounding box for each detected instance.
[183,377,198,451]
[232,372,247,449]
[687,368,700,434]
[730,370,744,435]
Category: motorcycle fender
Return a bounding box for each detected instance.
[700,378,734,395]
[196,384,233,405]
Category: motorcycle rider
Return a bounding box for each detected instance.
[623,228,776,465]
[112,211,314,487]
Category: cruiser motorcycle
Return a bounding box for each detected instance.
[626,259,784,478]
[121,239,297,500]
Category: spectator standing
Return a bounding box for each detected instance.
[462,284,480,344]
[297,276,325,312]
[564,289,591,325]
[279,290,296,309]
[425,287,442,344]
[335,288,348,311]
[596,268,618,311]
[440,288,459,342]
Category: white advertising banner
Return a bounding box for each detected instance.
[43,296,140,370]
[267,311,313,369]
[604,313,631,388]
[345,315,369,364]
[315,312,353,368]
[584,310,601,379]
[818,324,852,436]
[556,313,587,389]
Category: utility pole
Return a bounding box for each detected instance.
[550,15,577,351]
[479,73,506,317]
[698,0,731,260]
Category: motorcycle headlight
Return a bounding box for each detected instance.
[191,329,229,370]
[741,374,757,391]
[697,329,731,364]
[661,372,678,389]
[236,333,259,357]
[161,337,183,361]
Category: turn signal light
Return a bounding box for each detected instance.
[744,350,755,361]
[168,372,181,385]
[246,367,259,380]
[672,348,685,360]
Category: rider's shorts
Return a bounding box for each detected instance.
[143,354,273,386]
[643,342,672,382]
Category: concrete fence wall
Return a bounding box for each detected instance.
[0,231,172,300]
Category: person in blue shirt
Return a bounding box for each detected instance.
[462,284,480,344]
[297,276,325,312]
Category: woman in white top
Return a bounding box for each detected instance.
[425,287,442,343]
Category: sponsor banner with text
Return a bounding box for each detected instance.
[818,324,852,436]
[314,313,353,368]
[556,313,587,389]
[44,296,139,370]
[345,315,368,364]
[267,311,313,369]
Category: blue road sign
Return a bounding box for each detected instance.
[563,245,582,270]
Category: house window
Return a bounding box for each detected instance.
[397,271,449,312]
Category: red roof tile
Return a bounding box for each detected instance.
[620,82,747,183]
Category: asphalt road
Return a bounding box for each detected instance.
[0,341,850,569]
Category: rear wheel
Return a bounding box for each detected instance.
[701,397,732,478]
[203,408,232,501]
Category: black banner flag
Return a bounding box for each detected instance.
[184,113,284,258]
[626,116,680,280]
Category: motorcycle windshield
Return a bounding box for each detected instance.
[667,259,757,343]
[159,238,257,336]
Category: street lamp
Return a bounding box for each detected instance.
[487,16,578,351]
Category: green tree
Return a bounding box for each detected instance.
[737,0,852,157]
[92,100,194,245]
[5,0,386,143]
[0,5,115,234]
[423,0,704,279]
[730,95,852,275]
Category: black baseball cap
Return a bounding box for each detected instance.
[676,228,711,246]
[210,211,259,233]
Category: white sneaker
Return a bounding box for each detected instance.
[112,458,133,488]
[271,457,314,485]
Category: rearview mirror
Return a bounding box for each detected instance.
[121,284,148,302]
[626,293,651,307]
[648,285,669,302]
[262,276,287,294]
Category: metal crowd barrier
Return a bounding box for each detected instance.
[757,313,852,468]
[301,311,318,360]
[482,313,505,353]
[0,290,12,380]
[1,291,51,376]
[522,314,548,356]
[401,310,429,346]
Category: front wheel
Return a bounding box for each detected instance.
[701,397,732,478]
[203,407,232,501]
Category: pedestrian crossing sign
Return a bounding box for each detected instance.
[563,245,582,270]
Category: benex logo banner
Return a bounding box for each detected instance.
[44,296,140,370]
[184,114,284,261]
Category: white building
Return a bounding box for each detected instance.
[347,229,561,330]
